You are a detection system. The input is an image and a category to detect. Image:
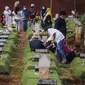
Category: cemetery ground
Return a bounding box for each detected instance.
[0,31,28,85]
[0,20,85,84]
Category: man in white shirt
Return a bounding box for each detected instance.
[48,28,67,63]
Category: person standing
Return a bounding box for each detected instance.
[29,4,36,26]
[13,1,21,33]
[43,8,52,31]
[21,6,29,32]
[3,6,11,28]
[54,10,67,37]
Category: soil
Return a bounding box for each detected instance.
[0,31,28,85]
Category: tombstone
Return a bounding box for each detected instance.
[0,47,3,54]
[42,36,48,42]
[36,49,48,53]
[84,31,85,46]
[33,54,40,62]
[80,53,85,65]
[0,30,10,35]
[39,54,50,80]
[0,39,7,43]
[38,80,57,85]
[35,64,39,72]
[0,35,8,39]
[0,42,5,47]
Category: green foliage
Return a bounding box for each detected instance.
[66,18,76,38]
[70,57,85,80]
[0,60,10,73]
[80,15,85,26]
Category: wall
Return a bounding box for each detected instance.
[0,0,85,16]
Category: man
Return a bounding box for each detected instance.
[47,28,67,63]
[21,6,29,32]
[29,4,36,26]
[54,10,67,37]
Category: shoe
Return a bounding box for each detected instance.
[61,59,67,64]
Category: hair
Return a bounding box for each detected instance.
[15,6,20,14]
[59,10,66,16]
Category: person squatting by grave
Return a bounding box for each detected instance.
[29,32,46,51]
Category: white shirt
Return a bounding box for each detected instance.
[48,28,65,44]
[13,11,21,20]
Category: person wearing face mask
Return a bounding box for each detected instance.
[54,10,67,38]
[3,6,11,27]
[21,6,29,32]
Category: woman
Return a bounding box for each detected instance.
[43,8,52,31]
[14,2,21,33]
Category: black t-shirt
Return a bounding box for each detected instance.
[54,18,66,37]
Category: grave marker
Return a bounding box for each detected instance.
[80,53,85,65]
[0,39,7,43]
[0,35,8,39]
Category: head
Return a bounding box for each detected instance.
[5,6,9,11]
[23,6,27,10]
[46,8,51,13]
[31,4,35,8]
[59,10,66,19]
[32,32,40,39]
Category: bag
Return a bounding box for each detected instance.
[66,51,75,64]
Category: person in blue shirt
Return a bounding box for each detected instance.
[21,6,29,32]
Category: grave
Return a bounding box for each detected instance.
[0,35,8,39]
[0,42,5,47]
[0,39,7,43]
[39,54,50,80]
[80,53,85,65]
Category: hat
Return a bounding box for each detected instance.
[32,32,40,39]
[31,4,35,7]
[46,37,52,43]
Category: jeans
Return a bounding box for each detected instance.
[57,39,66,61]
[22,20,28,32]
[15,19,21,32]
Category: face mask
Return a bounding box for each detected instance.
[23,8,26,10]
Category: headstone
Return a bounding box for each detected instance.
[35,64,39,72]
[33,54,40,62]
[39,54,50,68]
[0,39,7,43]
[0,42,5,47]
[80,53,85,65]
[38,80,57,85]
[42,36,48,42]
[36,49,48,53]
[0,47,2,53]
[0,30,10,35]
[0,35,8,39]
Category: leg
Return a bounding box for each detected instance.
[57,40,67,63]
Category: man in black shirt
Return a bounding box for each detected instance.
[54,10,67,37]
